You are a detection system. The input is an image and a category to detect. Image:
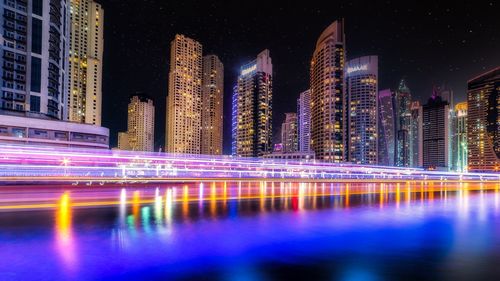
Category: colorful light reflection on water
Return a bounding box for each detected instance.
[0,181,500,280]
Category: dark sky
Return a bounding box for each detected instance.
[99,0,500,153]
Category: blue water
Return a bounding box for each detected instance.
[1,185,500,281]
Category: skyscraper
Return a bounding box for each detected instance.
[394,79,412,167]
[345,56,378,164]
[310,20,346,162]
[231,85,238,156]
[378,89,396,166]
[409,101,422,167]
[422,94,450,170]
[117,95,154,152]
[297,89,312,153]
[236,49,273,157]
[201,55,223,155]
[452,102,467,172]
[0,0,109,149]
[467,67,500,172]
[281,113,298,153]
[68,0,104,126]
[166,35,202,154]
[0,0,69,120]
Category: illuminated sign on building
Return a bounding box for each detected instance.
[346,64,368,74]
[241,64,257,76]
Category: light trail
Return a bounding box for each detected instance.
[0,144,498,184]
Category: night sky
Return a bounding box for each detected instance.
[98,0,500,153]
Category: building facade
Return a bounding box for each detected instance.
[68,0,103,125]
[281,112,298,153]
[236,49,272,157]
[422,95,450,170]
[378,89,396,166]
[231,84,238,156]
[0,113,108,148]
[394,79,412,167]
[310,20,346,162]
[201,55,223,155]
[297,89,311,153]
[409,101,422,167]
[467,67,500,172]
[345,56,378,164]
[117,131,130,150]
[452,102,467,172]
[0,0,69,120]
[118,95,154,152]
[166,35,202,154]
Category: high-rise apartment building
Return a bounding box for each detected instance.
[201,55,223,155]
[422,95,450,170]
[297,89,311,153]
[310,20,346,162]
[378,89,396,166]
[409,101,422,167]
[231,85,238,156]
[166,35,202,154]
[68,0,103,125]
[236,49,272,157]
[281,113,298,153]
[467,67,500,172]
[118,95,154,152]
[345,56,378,164]
[0,0,109,149]
[0,0,69,119]
[452,102,467,172]
[394,79,412,167]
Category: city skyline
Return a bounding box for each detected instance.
[0,2,500,280]
[99,1,500,152]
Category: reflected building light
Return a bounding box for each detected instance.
[55,192,77,270]
[183,185,189,219]
[345,184,350,207]
[132,191,140,226]
[165,189,173,226]
[141,206,152,234]
[119,188,127,228]
[210,182,217,217]
[154,190,163,225]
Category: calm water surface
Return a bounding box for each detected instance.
[1,182,500,281]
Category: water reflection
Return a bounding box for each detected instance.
[55,192,77,271]
[10,181,498,280]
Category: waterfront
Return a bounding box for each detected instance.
[1,182,500,280]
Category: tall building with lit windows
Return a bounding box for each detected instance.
[0,0,69,119]
[201,55,223,155]
[0,0,109,148]
[166,34,202,154]
[68,0,103,126]
[452,102,467,172]
[394,79,412,167]
[310,20,346,162]
[118,95,154,152]
[231,85,238,156]
[378,89,396,166]
[345,56,378,164]
[281,112,298,153]
[236,49,272,157]
[467,67,500,172]
[409,101,422,167]
[422,93,450,170]
[297,89,311,153]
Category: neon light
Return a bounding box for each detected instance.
[241,64,256,76]
[347,64,368,74]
